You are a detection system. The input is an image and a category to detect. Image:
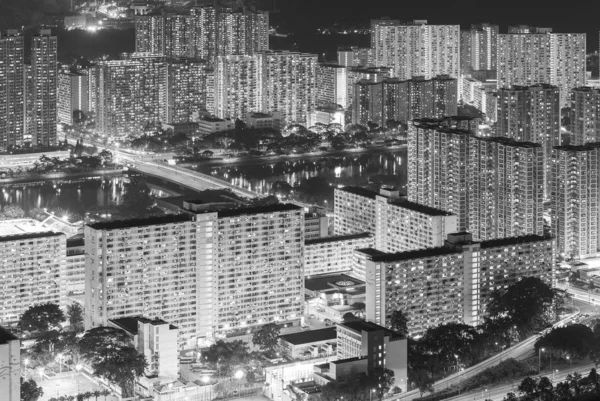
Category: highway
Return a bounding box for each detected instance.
[388,313,579,401]
[442,362,597,401]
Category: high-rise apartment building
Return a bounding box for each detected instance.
[371,20,460,80]
[334,186,457,254]
[0,220,66,324]
[497,31,586,106]
[257,51,318,126]
[316,63,347,108]
[304,233,374,277]
[86,203,305,346]
[215,55,260,120]
[85,215,199,348]
[497,84,561,196]
[460,23,498,74]
[135,14,166,55]
[361,232,555,336]
[136,7,268,62]
[0,30,25,151]
[31,30,58,147]
[163,58,213,123]
[58,72,89,125]
[408,119,545,240]
[352,75,458,127]
[93,58,163,138]
[551,144,600,259]
[337,46,372,68]
[570,87,600,145]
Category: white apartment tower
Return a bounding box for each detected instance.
[0,327,20,401]
[0,30,25,151]
[497,84,561,196]
[215,55,260,120]
[361,232,555,336]
[0,223,66,324]
[31,30,58,147]
[316,63,348,108]
[164,58,213,123]
[570,87,600,145]
[84,215,200,348]
[461,23,498,73]
[497,31,586,106]
[371,20,460,80]
[257,51,318,127]
[408,119,545,240]
[334,186,458,254]
[551,144,600,259]
[58,72,89,125]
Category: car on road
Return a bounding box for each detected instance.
[308,314,316,319]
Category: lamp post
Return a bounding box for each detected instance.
[75,364,82,393]
[481,389,488,400]
[538,348,545,374]
[234,369,244,397]
[553,369,559,383]
[370,388,376,401]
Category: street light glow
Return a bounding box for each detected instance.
[234,370,244,379]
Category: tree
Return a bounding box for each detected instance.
[20,302,65,333]
[535,324,597,361]
[411,369,434,397]
[97,149,113,165]
[320,369,394,401]
[390,310,409,336]
[351,302,366,318]
[0,204,25,220]
[486,277,564,339]
[79,327,146,398]
[252,323,281,356]
[21,377,44,401]
[67,302,84,332]
[518,377,538,401]
[342,312,362,323]
[418,323,479,369]
[537,376,553,401]
[202,340,251,375]
[121,176,156,218]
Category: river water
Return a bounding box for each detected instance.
[195,148,407,205]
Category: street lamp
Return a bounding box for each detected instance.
[370,388,376,401]
[481,389,488,400]
[538,348,545,374]
[37,367,44,382]
[553,369,559,382]
[56,353,64,375]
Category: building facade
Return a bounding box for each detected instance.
[570,87,600,145]
[352,75,458,126]
[215,55,260,120]
[362,233,555,336]
[304,233,374,277]
[0,30,25,151]
[0,221,66,324]
[163,58,213,124]
[58,72,89,125]
[316,64,348,108]
[551,144,600,259]
[460,23,498,73]
[31,30,58,147]
[371,20,460,81]
[408,119,545,240]
[497,32,586,106]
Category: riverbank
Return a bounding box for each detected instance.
[0,168,125,185]
[181,144,406,169]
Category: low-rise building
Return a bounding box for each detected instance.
[315,321,408,393]
[196,116,234,136]
[308,105,345,127]
[109,316,178,379]
[278,328,337,360]
[304,212,329,240]
[304,273,366,323]
[246,111,282,131]
[0,327,20,401]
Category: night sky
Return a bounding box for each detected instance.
[276,0,600,51]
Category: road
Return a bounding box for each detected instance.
[442,362,597,401]
[388,313,579,401]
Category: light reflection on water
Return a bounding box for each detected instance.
[0,175,170,216]
[198,149,407,203]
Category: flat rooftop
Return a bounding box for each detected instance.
[480,235,552,249]
[336,186,378,199]
[216,203,303,218]
[356,246,460,262]
[305,273,365,292]
[0,218,53,237]
[87,214,191,230]
[339,320,400,337]
[279,328,337,345]
[389,198,454,216]
[305,232,372,246]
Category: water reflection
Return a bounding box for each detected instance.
[197,149,407,203]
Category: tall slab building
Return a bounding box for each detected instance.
[0,30,25,151]
[31,30,58,147]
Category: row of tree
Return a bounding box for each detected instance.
[509,368,600,401]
